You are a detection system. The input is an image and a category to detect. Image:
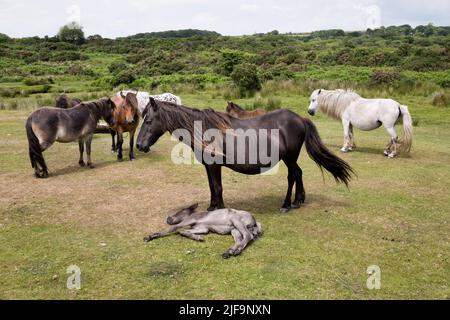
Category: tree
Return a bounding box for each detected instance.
[58,22,85,45]
[231,63,261,96]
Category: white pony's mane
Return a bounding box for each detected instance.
[316,89,362,119]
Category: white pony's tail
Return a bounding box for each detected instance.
[399,105,413,154]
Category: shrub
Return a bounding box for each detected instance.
[0,87,21,98]
[231,63,261,96]
[111,69,136,87]
[369,70,400,86]
[23,77,53,86]
[58,22,85,45]
[22,84,52,95]
[432,91,450,107]
[108,61,129,74]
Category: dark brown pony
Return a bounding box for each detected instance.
[26,98,116,178]
[226,101,266,119]
[137,99,354,213]
[110,92,139,161]
[55,94,82,109]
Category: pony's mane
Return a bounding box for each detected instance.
[154,100,231,135]
[78,98,112,119]
[317,89,361,119]
[230,102,245,112]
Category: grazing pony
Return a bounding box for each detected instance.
[144,203,262,259]
[110,92,140,161]
[25,98,116,178]
[55,94,81,109]
[225,101,267,119]
[308,89,413,158]
[137,98,354,213]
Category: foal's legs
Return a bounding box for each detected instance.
[223,218,253,258]
[384,126,399,158]
[341,118,352,152]
[178,226,209,241]
[84,134,95,168]
[78,138,85,167]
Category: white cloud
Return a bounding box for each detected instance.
[0,0,448,38]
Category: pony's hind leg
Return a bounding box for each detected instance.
[341,119,352,152]
[78,138,85,167]
[85,134,95,168]
[349,124,356,150]
[110,130,117,153]
[280,160,295,213]
[384,126,398,158]
[292,164,305,208]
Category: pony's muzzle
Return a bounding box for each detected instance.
[308,109,315,116]
[166,216,175,225]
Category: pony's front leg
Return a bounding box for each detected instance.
[205,165,224,211]
[85,134,95,168]
[341,119,352,152]
[110,130,117,153]
[117,132,124,162]
[129,129,136,161]
[78,138,85,167]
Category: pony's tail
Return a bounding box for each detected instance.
[25,117,48,176]
[398,105,413,154]
[303,118,355,187]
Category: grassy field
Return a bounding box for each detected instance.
[0,91,449,299]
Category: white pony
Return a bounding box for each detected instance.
[307,89,413,158]
[117,91,182,115]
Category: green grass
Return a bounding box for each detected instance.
[0,91,449,299]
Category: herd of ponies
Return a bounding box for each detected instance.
[24,89,413,258]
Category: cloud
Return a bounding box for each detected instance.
[0,0,448,38]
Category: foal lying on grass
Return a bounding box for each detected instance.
[144,204,262,259]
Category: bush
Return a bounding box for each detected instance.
[108,61,129,74]
[369,70,400,86]
[231,63,261,96]
[0,87,21,98]
[111,69,136,87]
[432,91,450,107]
[23,77,53,86]
[22,84,52,95]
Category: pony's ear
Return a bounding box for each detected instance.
[318,89,322,95]
[149,97,158,111]
[188,203,198,212]
[108,98,117,110]
[120,91,125,98]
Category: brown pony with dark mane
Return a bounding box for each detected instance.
[225,101,266,119]
[55,94,82,109]
[110,92,140,161]
[25,98,116,178]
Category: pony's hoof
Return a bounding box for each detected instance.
[291,202,301,209]
[117,157,123,162]
[143,236,151,242]
[383,150,389,156]
[279,207,290,214]
[222,252,231,259]
[340,147,349,153]
[388,153,396,158]
[88,163,95,169]
[79,161,86,167]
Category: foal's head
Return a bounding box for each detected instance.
[166,203,198,225]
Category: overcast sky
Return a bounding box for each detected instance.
[0,0,449,38]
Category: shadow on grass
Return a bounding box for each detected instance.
[49,160,117,177]
[226,192,347,214]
